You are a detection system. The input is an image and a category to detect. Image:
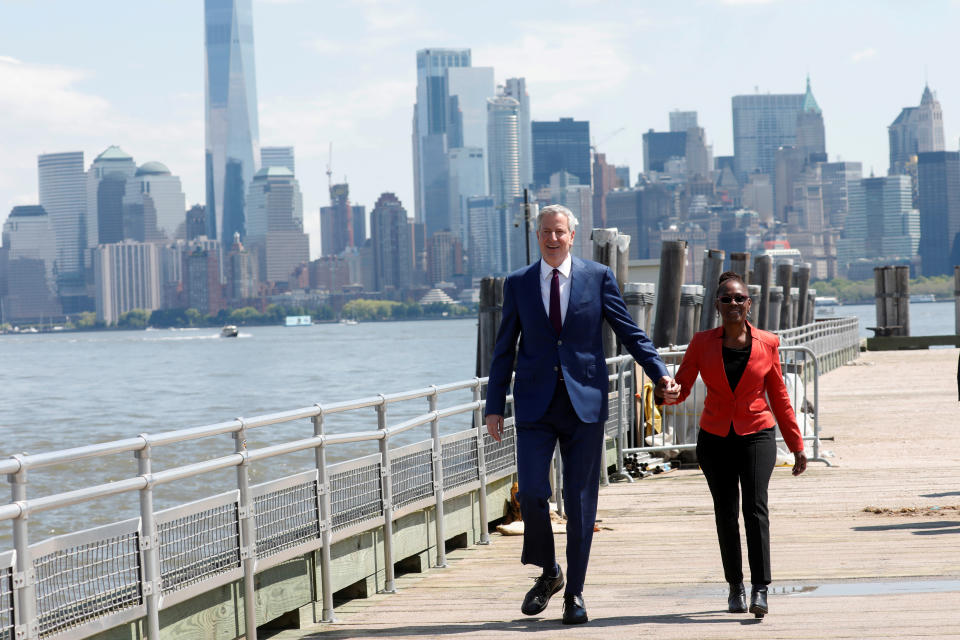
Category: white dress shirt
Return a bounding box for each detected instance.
[539,255,572,326]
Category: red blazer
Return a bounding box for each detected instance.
[668,323,804,453]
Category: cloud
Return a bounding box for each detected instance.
[851,48,877,63]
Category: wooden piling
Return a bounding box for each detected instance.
[699,249,725,332]
[747,284,761,326]
[874,267,886,330]
[676,284,701,346]
[767,285,783,331]
[795,262,811,327]
[729,252,750,284]
[593,228,620,358]
[776,260,794,330]
[653,240,687,348]
[476,277,504,378]
[883,267,897,335]
[895,265,910,337]
[754,254,773,330]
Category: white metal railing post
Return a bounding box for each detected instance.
[233,421,258,640]
[610,360,633,483]
[376,397,396,593]
[135,438,162,640]
[312,407,336,622]
[10,457,38,640]
[428,386,448,567]
[473,380,490,545]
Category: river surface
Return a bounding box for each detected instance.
[1,303,956,545]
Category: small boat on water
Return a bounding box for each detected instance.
[340,318,358,325]
[909,293,936,303]
[814,296,840,307]
[220,325,239,338]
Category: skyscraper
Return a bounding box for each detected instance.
[669,110,698,133]
[370,193,413,292]
[532,118,591,189]
[732,87,808,181]
[205,0,260,248]
[820,161,863,229]
[2,206,58,295]
[447,146,487,249]
[503,78,532,188]
[37,152,85,288]
[838,174,916,271]
[917,151,960,276]
[412,48,471,233]
[92,241,162,325]
[123,162,187,242]
[642,130,686,174]
[795,77,826,162]
[320,183,355,256]
[260,146,294,173]
[889,85,946,175]
[487,97,521,211]
[245,166,307,286]
[86,146,136,252]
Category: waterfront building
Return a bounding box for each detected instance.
[669,110,698,133]
[320,183,356,257]
[205,0,261,248]
[183,242,225,315]
[123,162,186,242]
[605,186,672,259]
[502,78,532,188]
[245,166,307,287]
[412,48,471,233]
[447,147,487,249]
[92,241,162,325]
[86,146,136,252]
[465,195,501,276]
[889,85,945,176]
[1,206,61,320]
[260,146,294,173]
[426,230,463,286]
[370,193,414,292]
[917,151,960,276]
[532,118,591,189]
[487,96,521,213]
[226,232,257,300]
[37,151,85,292]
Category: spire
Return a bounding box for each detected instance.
[801,75,821,114]
[921,83,936,105]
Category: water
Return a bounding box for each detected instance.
[817,300,958,338]
[0,319,479,542]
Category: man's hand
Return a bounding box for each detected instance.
[655,376,681,403]
[792,450,807,476]
[486,414,504,442]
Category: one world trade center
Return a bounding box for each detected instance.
[204,0,260,248]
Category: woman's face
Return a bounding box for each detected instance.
[716,279,751,325]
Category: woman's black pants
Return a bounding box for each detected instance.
[696,426,776,586]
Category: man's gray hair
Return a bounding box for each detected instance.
[537,204,579,231]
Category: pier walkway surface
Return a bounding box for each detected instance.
[271,348,960,640]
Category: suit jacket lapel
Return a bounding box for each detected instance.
[564,257,587,337]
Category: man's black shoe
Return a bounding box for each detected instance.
[749,585,768,618]
[520,567,564,616]
[727,582,747,613]
[562,593,588,625]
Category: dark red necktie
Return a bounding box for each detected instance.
[550,268,562,335]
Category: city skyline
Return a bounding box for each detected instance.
[2,0,960,256]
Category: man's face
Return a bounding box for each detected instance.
[537,213,575,267]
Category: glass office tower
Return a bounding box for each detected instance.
[205,0,260,249]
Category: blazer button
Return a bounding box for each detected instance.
[553,366,558,372]
[557,340,562,346]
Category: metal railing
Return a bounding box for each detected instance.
[0,317,861,640]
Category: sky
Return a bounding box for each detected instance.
[2,0,959,257]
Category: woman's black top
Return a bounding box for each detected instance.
[722,341,752,392]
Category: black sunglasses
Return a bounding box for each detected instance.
[718,295,749,304]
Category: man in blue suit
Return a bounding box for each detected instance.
[485,204,680,625]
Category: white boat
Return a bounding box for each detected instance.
[220,325,239,338]
[340,318,358,325]
[909,293,936,303]
[814,296,840,307]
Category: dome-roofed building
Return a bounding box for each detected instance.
[135,161,171,176]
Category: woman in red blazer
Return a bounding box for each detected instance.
[665,271,807,618]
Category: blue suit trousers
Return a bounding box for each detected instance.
[516,377,604,596]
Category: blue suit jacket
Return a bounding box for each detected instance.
[485,256,669,425]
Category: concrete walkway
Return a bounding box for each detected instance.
[271,348,960,639]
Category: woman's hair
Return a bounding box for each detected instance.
[717,271,746,292]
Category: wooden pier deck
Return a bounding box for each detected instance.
[271,348,960,640]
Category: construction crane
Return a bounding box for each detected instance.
[591,126,626,152]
